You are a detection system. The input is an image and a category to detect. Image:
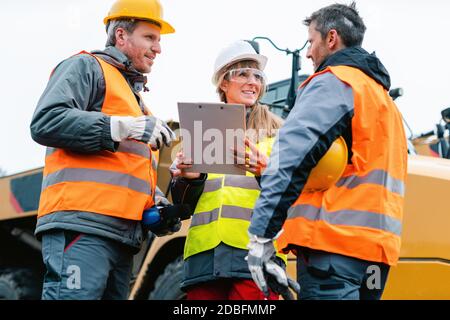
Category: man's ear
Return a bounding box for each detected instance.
[115,27,127,46]
[327,29,339,50]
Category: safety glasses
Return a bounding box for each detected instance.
[225,68,267,85]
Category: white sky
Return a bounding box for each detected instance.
[1,0,450,175]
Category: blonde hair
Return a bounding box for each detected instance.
[216,60,283,142]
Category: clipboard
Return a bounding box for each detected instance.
[177,102,247,175]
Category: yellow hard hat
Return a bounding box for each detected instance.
[303,136,348,192]
[104,0,175,34]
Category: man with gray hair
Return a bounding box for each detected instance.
[247,2,407,300]
[30,0,177,299]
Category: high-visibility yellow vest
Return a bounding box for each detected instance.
[38,51,158,221]
[278,66,408,266]
[184,137,287,263]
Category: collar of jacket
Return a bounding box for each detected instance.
[315,46,391,91]
[91,46,149,92]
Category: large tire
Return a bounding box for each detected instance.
[0,269,41,300]
[148,256,186,300]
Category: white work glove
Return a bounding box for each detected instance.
[146,117,176,150]
[247,233,277,297]
[247,232,300,299]
[110,115,176,150]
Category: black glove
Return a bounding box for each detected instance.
[148,218,181,237]
[146,204,190,237]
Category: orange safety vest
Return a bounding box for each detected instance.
[38,51,158,221]
[277,65,408,266]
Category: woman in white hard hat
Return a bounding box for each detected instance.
[170,40,286,300]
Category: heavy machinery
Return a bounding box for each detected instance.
[410,107,450,159]
[0,168,44,299]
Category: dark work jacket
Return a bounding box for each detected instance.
[31,46,162,251]
[249,46,393,239]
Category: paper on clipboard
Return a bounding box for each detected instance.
[177,102,247,175]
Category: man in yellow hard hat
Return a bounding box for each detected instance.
[30,0,176,300]
[247,2,407,300]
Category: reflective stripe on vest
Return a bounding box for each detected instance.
[203,176,260,193]
[224,175,260,190]
[190,206,253,227]
[46,139,151,159]
[287,204,402,236]
[190,208,220,227]
[118,140,151,159]
[37,52,157,221]
[151,153,158,170]
[184,138,287,264]
[336,169,405,196]
[42,168,151,195]
[203,178,222,193]
[277,66,407,266]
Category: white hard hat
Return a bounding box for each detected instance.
[212,40,268,85]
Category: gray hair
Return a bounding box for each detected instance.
[303,2,366,47]
[105,18,163,47]
[105,19,139,47]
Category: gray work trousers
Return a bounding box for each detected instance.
[40,230,134,300]
[296,248,390,300]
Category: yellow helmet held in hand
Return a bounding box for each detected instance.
[104,0,175,34]
[303,136,348,192]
